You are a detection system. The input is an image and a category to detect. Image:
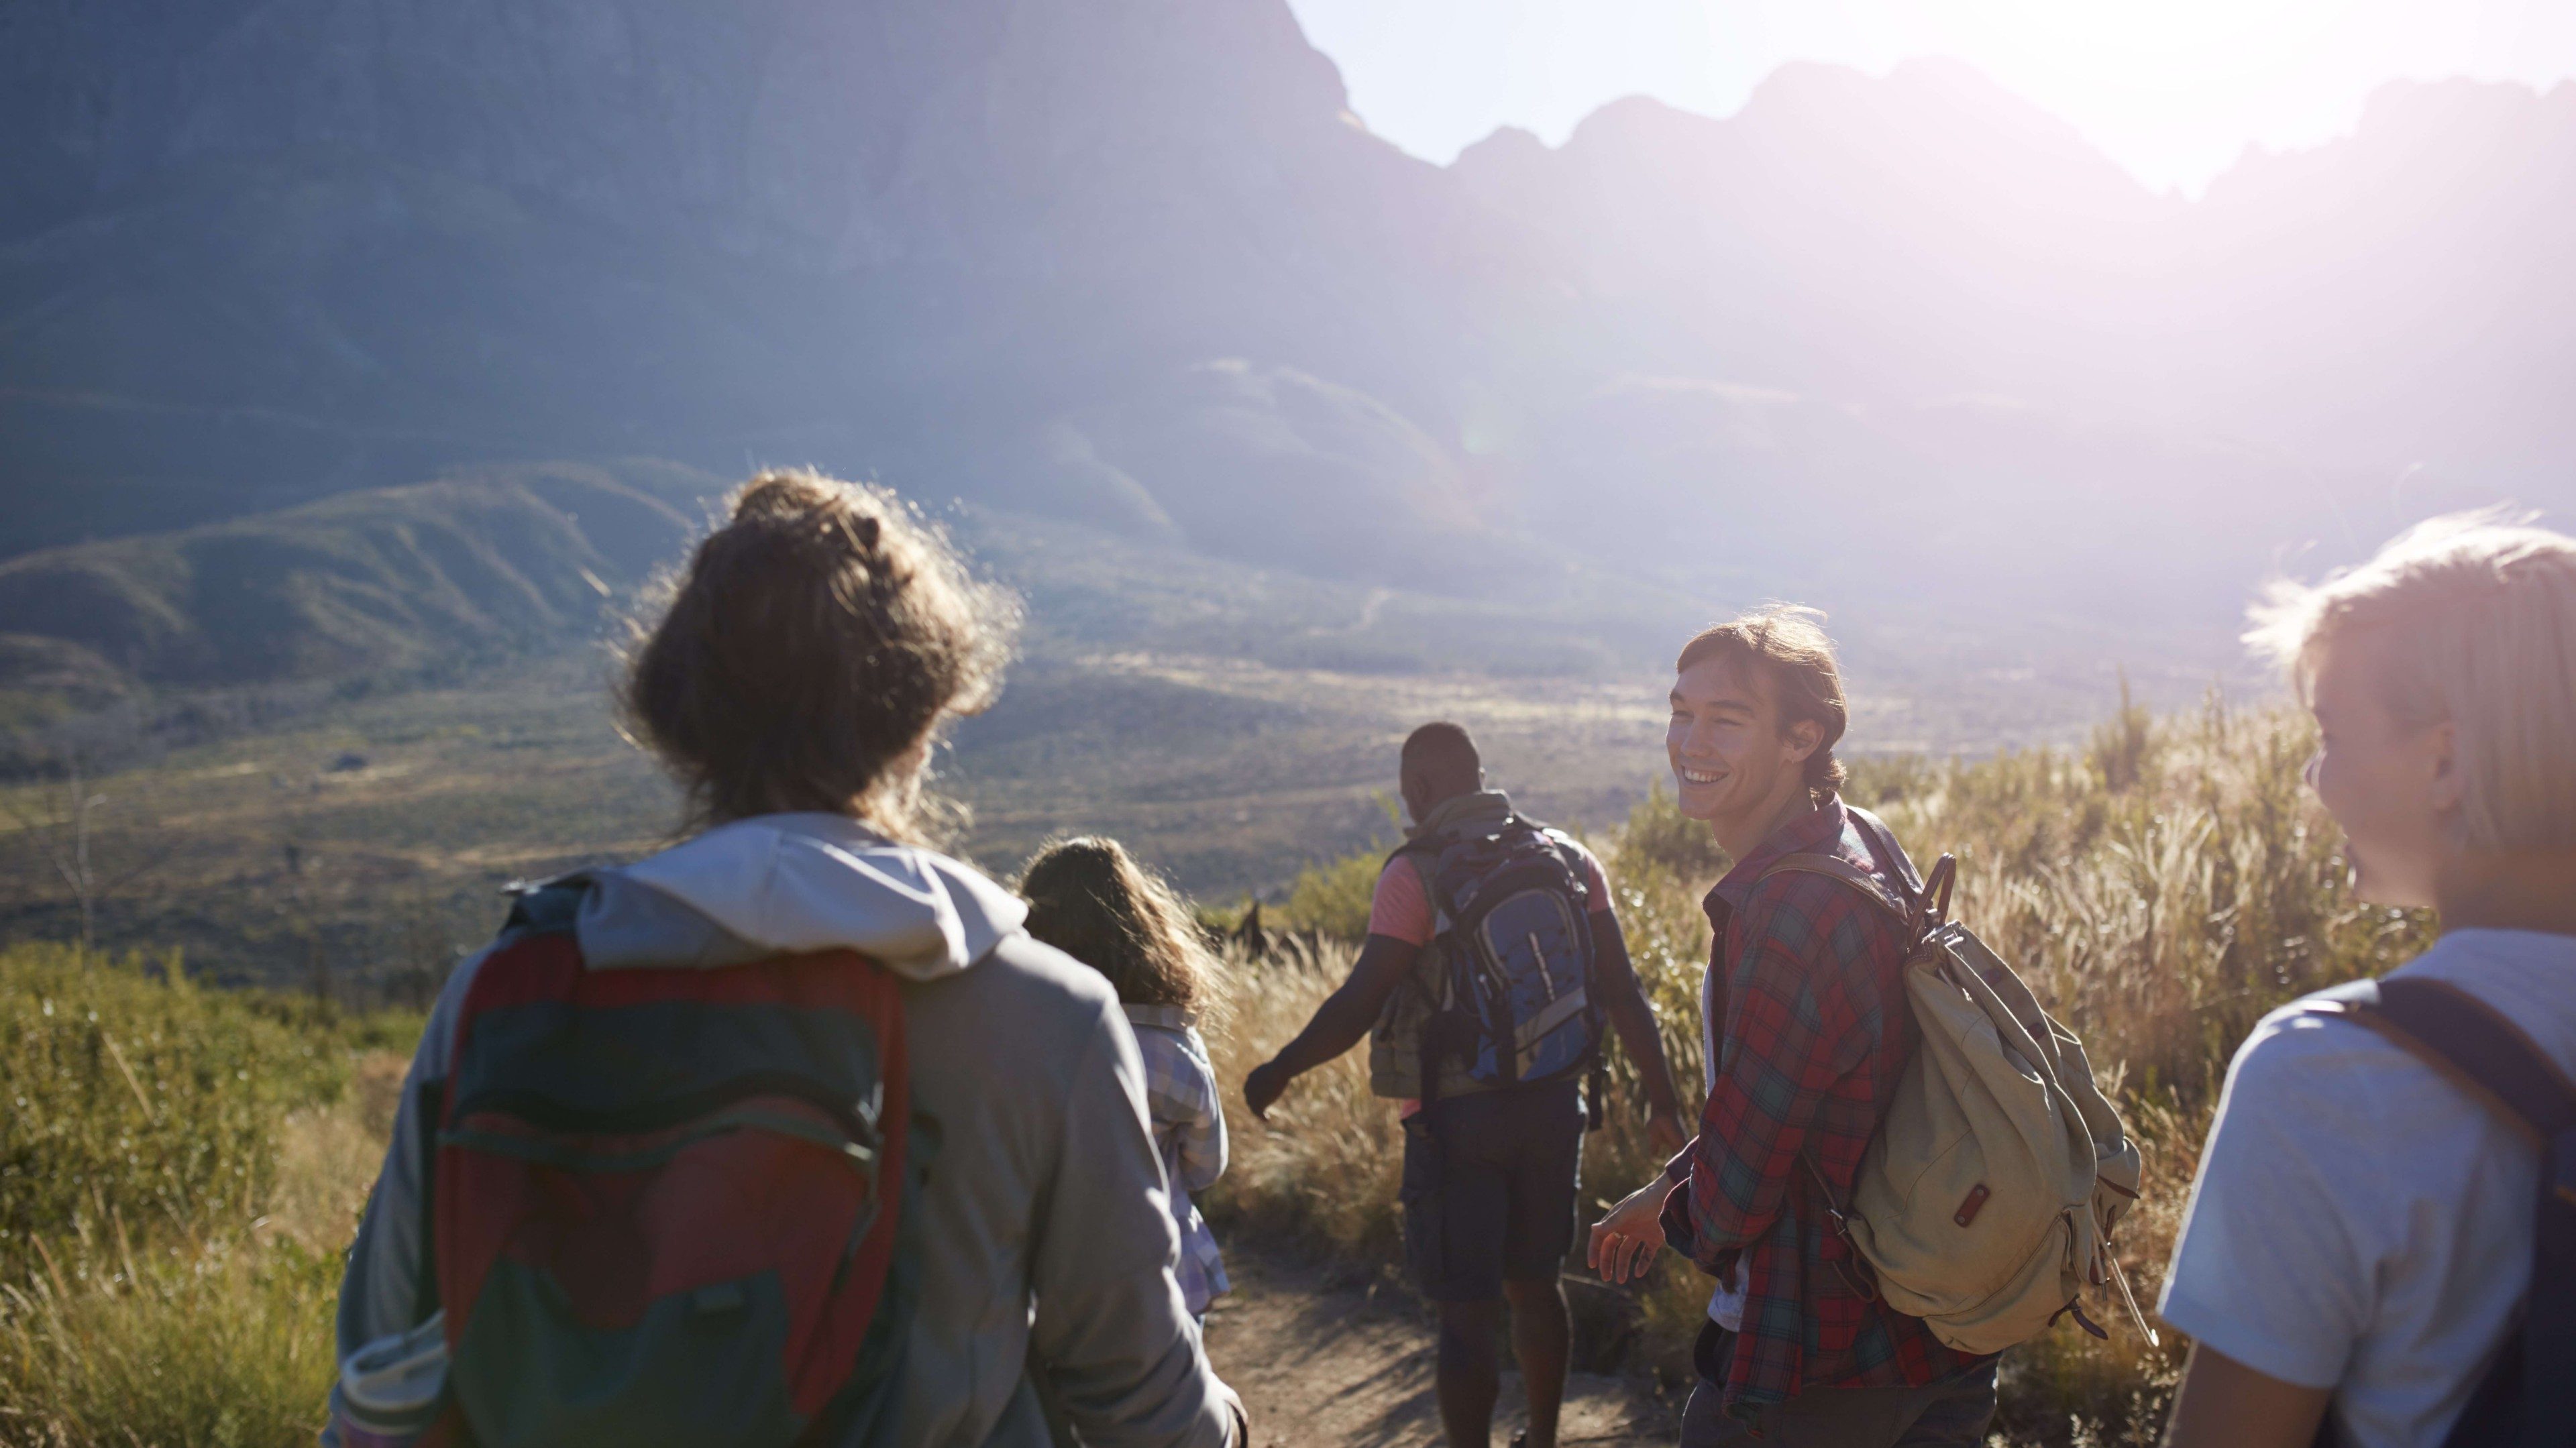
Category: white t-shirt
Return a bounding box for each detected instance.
[2160,929,2576,1448]
[1703,944,1749,1329]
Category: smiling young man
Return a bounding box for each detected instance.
[2158,516,2576,1448]
[1586,607,1996,1447]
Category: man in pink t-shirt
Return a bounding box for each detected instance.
[1244,722,1685,1448]
[1366,837,1614,1119]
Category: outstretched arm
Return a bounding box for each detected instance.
[1242,933,1419,1118]
[1589,909,1686,1154]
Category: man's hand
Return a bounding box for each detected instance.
[1587,1178,1671,1284]
[1646,1105,1688,1158]
[1242,1060,1290,1121]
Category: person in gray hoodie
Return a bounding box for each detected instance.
[325,469,1245,1447]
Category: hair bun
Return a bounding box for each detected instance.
[729,470,839,522]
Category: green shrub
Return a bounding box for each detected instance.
[1277,846,1387,940]
[0,943,420,1446]
[0,946,352,1278]
[1614,780,1727,886]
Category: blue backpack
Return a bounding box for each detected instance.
[1397,813,1603,1111]
[2300,975,2576,1448]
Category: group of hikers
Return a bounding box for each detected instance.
[324,469,2576,1448]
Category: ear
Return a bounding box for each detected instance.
[2424,718,2463,816]
[1782,716,1823,765]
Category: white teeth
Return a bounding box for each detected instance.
[1680,768,1721,784]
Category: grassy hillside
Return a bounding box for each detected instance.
[0,461,710,689]
[0,943,417,1447]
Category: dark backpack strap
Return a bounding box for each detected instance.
[2300,975,2576,1448]
[2300,977,2576,1144]
[1534,824,1614,1129]
[1843,807,1924,913]
[1758,853,1913,927]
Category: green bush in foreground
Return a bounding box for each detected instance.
[0,944,416,1447]
[0,946,355,1278]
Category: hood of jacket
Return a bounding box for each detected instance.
[573,812,1027,982]
[1405,788,1515,842]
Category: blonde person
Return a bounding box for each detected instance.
[2161,514,2576,1448]
[326,471,1244,1448]
[1022,836,1234,1321]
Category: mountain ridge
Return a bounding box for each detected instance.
[4,5,2569,638]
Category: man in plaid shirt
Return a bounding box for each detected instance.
[1589,608,1998,1446]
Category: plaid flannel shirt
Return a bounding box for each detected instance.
[1658,795,1988,1419]
[1124,1003,1232,1315]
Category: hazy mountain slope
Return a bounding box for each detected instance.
[1452,60,2180,414]
[8,1,2572,644]
[1452,62,2576,484]
[0,0,1550,556]
[0,461,706,685]
[1026,361,1523,588]
[2169,79,2576,478]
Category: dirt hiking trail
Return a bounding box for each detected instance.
[1203,1249,1677,1447]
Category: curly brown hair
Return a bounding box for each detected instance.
[621,469,1019,838]
[1020,836,1228,1029]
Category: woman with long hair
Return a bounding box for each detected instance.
[1022,836,1234,1319]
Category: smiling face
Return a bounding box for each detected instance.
[1666,653,1822,851]
[2306,638,2458,909]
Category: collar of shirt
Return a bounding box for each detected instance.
[1702,791,1849,926]
[1120,1002,1194,1032]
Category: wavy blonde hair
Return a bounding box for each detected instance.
[2247,510,2576,852]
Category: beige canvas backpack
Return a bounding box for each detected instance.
[1763,843,2151,1355]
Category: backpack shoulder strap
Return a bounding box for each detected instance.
[2302,975,2576,1448]
[2300,977,2576,1144]
[1758,852,1913,928]
[1844,807,1925,909]
[496,871,592,940]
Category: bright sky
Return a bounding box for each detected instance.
[1285,0,2576,193]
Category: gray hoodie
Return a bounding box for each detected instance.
[327,813,1240,1447]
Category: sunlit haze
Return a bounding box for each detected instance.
[1289,0,2576,191]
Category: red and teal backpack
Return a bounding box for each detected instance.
[415,877,918,1446]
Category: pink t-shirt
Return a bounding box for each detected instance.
[1366,843,1614,946]
[1371,840,1615,1116]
